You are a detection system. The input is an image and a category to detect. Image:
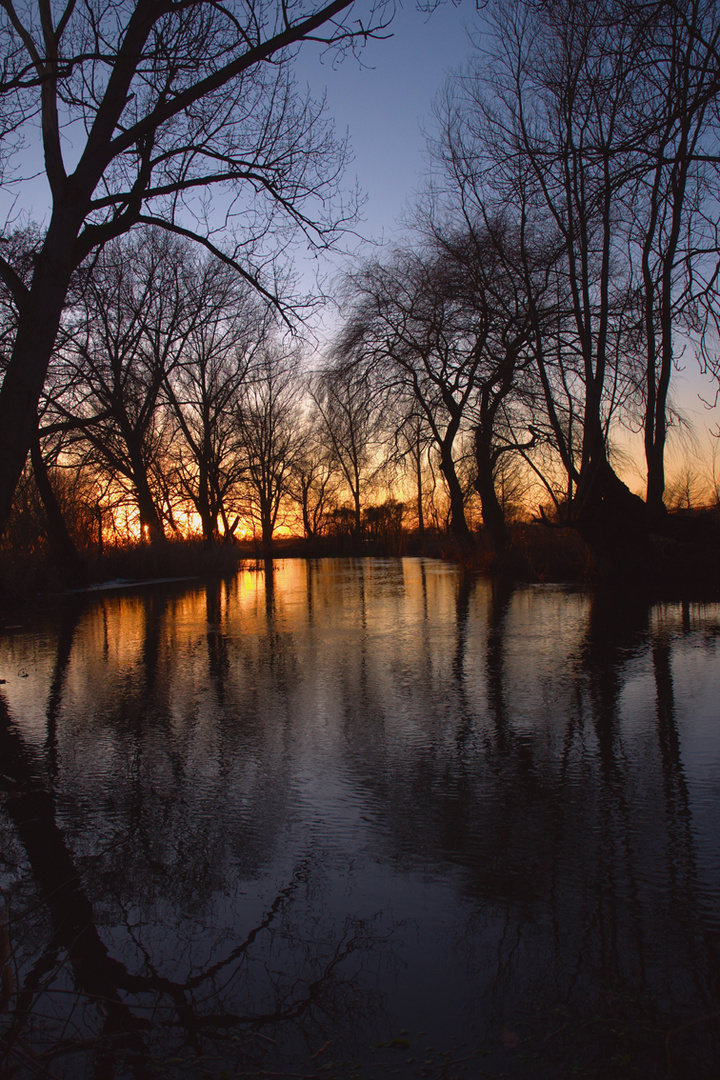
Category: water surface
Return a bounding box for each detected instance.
[1,558,720,1078]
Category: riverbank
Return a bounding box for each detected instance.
[2,509,720,618]
[465,518,720,598]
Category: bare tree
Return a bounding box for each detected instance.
[337,221,544,550]
[235,344,303,551]
[287,401,340,540]
[437,0,720,544]
[388,408,434,538]
[0,227,85,565]
[437,0,641,540]
[625,0,720,520]
[311,362,384,539]
[337,249,477,544]
[0,0,394,533]
[162,250,271,544]
[52,230,197,543]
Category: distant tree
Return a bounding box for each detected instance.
[389,409,434,537]
[163,253,271,544]
[363,497,404,548]
[29,426,85,569]
[338,249,475,544]
[53,230,196,543]
[311,363,384,538]
[287,404,340,540]
[337,220,545,550]
[236,346,303,551]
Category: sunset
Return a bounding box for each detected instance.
[2,1,720,1078]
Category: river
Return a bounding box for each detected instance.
[1,557,720,1078]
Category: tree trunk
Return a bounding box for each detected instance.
[197,461,216,545]
[439,445,471,545]
[645,438,668,527]
[353,487,362,540]
[573,455,651,576]
[301,483,315,541]
[414,437,425,538]
[474,431,509,553]
[135,480,166,544]
[126,440,165,544]
[644,279,674,527]
[30,432,83,576]
[0,243,76,533]
[260,494,274,554]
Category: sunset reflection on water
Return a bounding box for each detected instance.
[1,558,720,1078]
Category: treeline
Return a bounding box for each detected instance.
[1,226,432,561]
[333,0,720,561]
[4,0,720,575]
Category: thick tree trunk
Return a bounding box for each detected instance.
[353,487,362,539]
[439,445,472,545]
[474,434,509,553]
[644,295,673,528]
[126,440,166,544]
[260,494,274,553]
[197,461,216,544]
[573,454,651,576]
[301,484,315,541]
[645,439,668,527]
[30,432,83,576]
[134,477,166,544]
[0,254,75,533]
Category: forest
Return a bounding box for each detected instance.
[2,0,720,590]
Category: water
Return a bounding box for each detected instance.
[1,558,720,1078]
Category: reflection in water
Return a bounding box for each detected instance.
[1,559,720,1078]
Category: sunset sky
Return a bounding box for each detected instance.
[2,0,719,495]
[296,1,720,493]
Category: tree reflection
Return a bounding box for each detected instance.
[1,691,388,1078]
[43,601,81,783]
[337,575,720,1071]
[2,565,720,1077]
[0,583,395,1078]
[205,579,230,703]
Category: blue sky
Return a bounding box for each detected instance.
[295,2,474,252]
[293,1,476,349]
[0,1,475,308]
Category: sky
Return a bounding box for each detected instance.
[293,0,720,491]
[295,2,472,251]
[2,0,718,492]
[1,3,473,243]
[0,2,474,335]
[287,0,475,361]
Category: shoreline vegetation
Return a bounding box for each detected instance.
[3,503,720,618]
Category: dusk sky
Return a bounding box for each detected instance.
[295,1,720,485]
[297,2,472,249]
[2,0,717,484]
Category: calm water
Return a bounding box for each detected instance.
[1,558,720,1079]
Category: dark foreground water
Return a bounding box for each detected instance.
[1,558,720,1080]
